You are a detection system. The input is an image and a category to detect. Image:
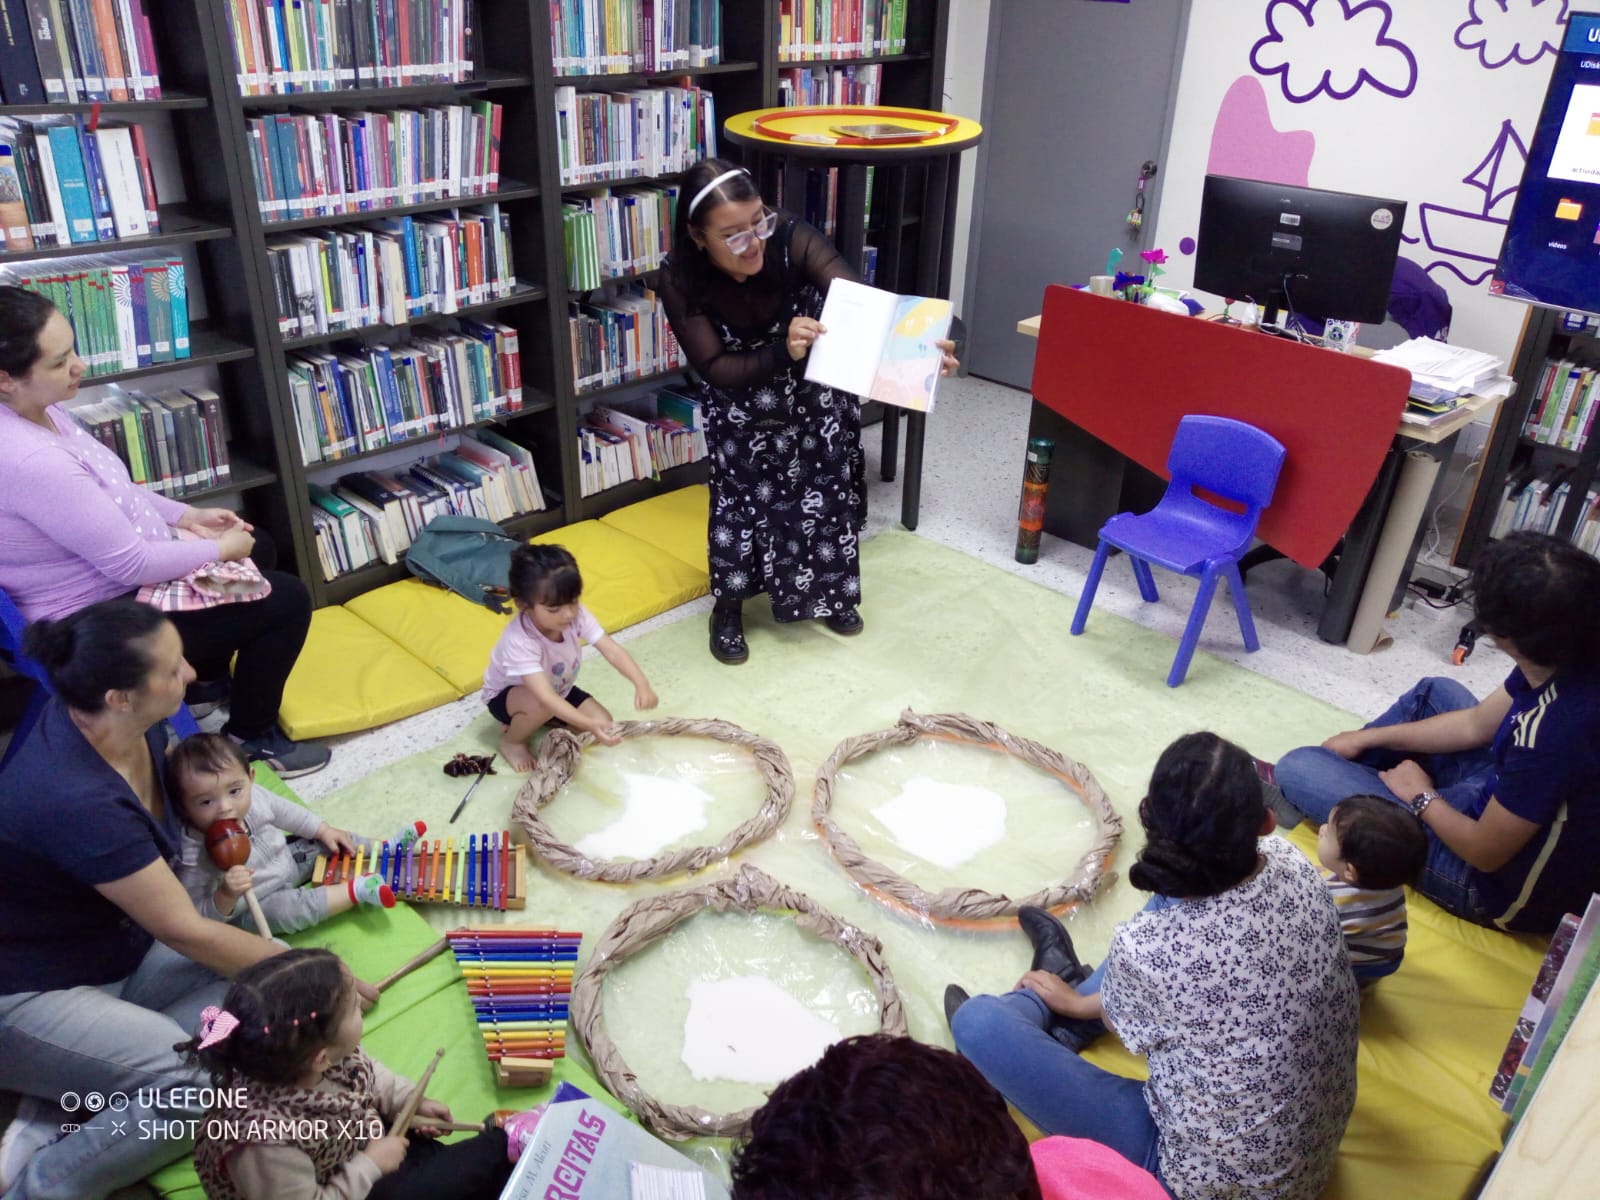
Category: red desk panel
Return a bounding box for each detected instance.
[1029,285,1411,569]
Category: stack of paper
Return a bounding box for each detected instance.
[1373,337,1506,405]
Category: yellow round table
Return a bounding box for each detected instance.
[723,105,983,530]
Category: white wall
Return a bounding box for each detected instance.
[1151,0,1570,364]
[944,0,991,318]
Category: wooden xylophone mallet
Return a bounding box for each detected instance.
[313,831,527,911]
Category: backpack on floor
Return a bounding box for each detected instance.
[405,515,520,613]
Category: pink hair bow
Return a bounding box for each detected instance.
[198,1006,240,1048]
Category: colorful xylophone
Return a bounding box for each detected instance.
[450,927,580,1087]
[312,832,527,911]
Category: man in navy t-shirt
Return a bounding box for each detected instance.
[1275,532,1600,933]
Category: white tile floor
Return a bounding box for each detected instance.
[292,375,1510,802]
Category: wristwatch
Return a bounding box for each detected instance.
[1409,790,1440,817]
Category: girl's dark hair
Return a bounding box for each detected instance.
[1469,531,1600,671]
[1129,732,1267,898]
[508,543,583,608]
[166,732,253,821]
[666,157,767,294]
[0,285,59,378]
[177,949,350,1088]
[20,598,170,712]
[1329,794,1427,890]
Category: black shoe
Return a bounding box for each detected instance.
[1047,1015,1107,1052]
[185,678,230,719]
[824,608,864,636]
[1018,906,1091,985]
[709,609,748,665]
[943,984,970,1031]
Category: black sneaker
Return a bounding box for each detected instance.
[823,608,864,636]
[233,728,331,779]
[1018,906,1092,985]
[943,984,970,1031]
[709,609,749,665]
[185,678,230,719]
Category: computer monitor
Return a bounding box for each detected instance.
[1193,175,1407,330]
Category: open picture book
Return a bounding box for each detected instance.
[803,278,952,412]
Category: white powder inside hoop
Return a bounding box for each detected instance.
[871,776,1007,868]
[681,976,841,1084]
[574,774,712,859]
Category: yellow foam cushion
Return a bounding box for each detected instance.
[598,484,711,575]
[277,606,458,740]
[532,520,709,632]
[1021,825,1545,1200]
[347,578,513,695]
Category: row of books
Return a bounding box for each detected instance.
[549,0,722,75]
[62,384,230,497]
[222,0,470,96]
[244,103,503,224]
[777,0,909,61]
[0,117,161,251]
[309,433,545,577]
[552,84,717,186]
[777,62,883,107]
[578,389,705,496]
[562,184,677,290]
[0,0,162,104]
[568,284,684,395]
[1492,893,1600,1121]
[4,257,189,376]
[1523,356,1600,452]
[1490,465,1600,557]
[287,320,523,463]
[266,206,515,338]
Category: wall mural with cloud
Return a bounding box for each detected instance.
[1153,0,1571,361]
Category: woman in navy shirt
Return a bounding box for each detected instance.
[0,600,295,1198]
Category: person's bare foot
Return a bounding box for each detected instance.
[499,736,535,772]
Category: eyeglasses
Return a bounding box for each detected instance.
[714,208,779,254]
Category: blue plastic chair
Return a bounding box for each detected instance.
[1070,415,1287,687]
[2,585,200,768]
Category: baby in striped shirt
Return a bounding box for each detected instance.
[1316,794,1429,985]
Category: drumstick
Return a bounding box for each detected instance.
[390,1047,446,1138]
[412,1119,489,1134]
[450,754,496,824]
[376,936,450,992]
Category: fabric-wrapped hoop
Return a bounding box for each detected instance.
[572,863,908,1140]
[812,710,1123,924]
[510,717,794,882]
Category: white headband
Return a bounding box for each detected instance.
[687,168,750,219]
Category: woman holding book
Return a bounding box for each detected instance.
[659,159,956,664]
[0,285,328,777]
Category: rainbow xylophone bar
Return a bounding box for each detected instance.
[449,927,580,1085]
[312,832,526,910]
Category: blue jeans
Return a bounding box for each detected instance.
[950,897,1179,1192]
[1275,676,1494,924]
[0,941,227,1200]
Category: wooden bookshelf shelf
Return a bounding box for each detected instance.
[237,69,535,109]
[556,60,760,86]
[280,283,548,351]
[560,170,685,195]
[579,459,711,519]
[180,457,276,503]
[0,90,209,116]
[299,399,556,473]
[573,367,687,401]
[77,323,254,388]
[776,51,931,68]
[262,181,540,233]
[0,206,232,265]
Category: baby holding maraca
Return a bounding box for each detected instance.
[169,733,423,935]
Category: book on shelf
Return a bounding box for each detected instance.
[267,207,514,339]
[804,278,951,412]
[222,0,470,96]
[1522,356,1600,452]
[62,382,230,496]
[0,0,161,103]
[552,84,716,186]
[777,0,908,62]
[1492,911,1582,1106]
[778,61,882,106]
[567,282,685,395]
[577,388,705,497]
[562,183,678,289]
[244,103,503,224]
[2,252,189,376]
[548,0,723,75]
[0,116,163,251]
[1507,893,1600,1122]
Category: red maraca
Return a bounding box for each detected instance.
[205,818,273,940]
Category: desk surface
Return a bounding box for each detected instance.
[1017,311,1500,447]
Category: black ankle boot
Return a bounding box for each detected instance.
[1046,1014,1107,1052]
[824,607,864,636]
[709,608,748,664]
[1018,906,1091,984]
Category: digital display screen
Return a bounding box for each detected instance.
[1491,12,1600,316]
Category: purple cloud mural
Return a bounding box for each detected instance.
[1251,0,1419,103]
[1455,0,1569,70]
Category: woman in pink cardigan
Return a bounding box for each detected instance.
[0,286,327,777]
